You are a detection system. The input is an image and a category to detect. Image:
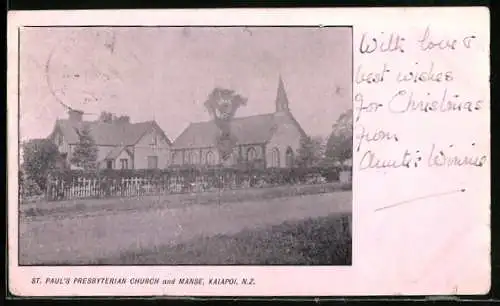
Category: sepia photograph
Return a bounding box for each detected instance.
[8,8,490,297]
[18,26,353,266]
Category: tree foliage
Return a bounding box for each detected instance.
[22,138,60,192]
[295,135,326,168]
[325,109,353,165]
[70,123,98,170]
[204,88,247,161]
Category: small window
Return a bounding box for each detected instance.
[54,134,63,146]
[185,152,192,165]
[231,150,239,165]
[206,151,215,165]
[171,151,179,165]
[191,151,199,164]
[120,159,128,169]
[106,160,113,169]
[148,156,158,169]
[247,147,257,161]
[286,147,294,167]
[150,133,159,149]
[271,147,280,167]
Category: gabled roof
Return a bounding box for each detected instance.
[105,146,132,160]
[172,112,306,149]
[51,119,171,146]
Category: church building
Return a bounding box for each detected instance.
[170,77,307,168]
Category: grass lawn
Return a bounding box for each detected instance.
[96,213,352,265]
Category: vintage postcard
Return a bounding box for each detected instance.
[8,8,490,297]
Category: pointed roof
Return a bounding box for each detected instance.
[172,114,276,149]
[172,112,307,149]
[50,119,171,146]
[105,146,133,160]
[276,75,290,112]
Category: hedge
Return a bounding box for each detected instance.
[47,166,347,184]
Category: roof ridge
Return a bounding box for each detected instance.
[133,120,155,125]
[171,122,195,145]
[191,112,275,125]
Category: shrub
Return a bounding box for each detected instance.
[21,177,43,198]
[45,166,345,200]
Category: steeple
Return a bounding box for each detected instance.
[275,75,290,113]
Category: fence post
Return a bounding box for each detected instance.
[45,173,51,201]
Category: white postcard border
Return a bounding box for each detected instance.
[8,7,490,297]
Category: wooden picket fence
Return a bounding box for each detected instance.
[47,175,219,201]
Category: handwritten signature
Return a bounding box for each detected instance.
[359,143,487,171]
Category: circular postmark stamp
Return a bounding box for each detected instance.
[45,28,155,112]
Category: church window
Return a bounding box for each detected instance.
[271,147,280,167]
[206,151,215,165]
[185,151,192,164]
[120,159,129,170]
[232,149,239,165]
[191,151,199,164]
[55,134,64,146]
[286,147,294,167]
[247,147,257,161]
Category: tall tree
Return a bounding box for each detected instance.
[70,124,98,170]
[295,135,326,168]
[22,138,60,192]
[204,88,247,161]
[325,109,353,166]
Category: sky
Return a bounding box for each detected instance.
[19,26,352,142]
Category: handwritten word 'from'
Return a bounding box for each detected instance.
[355,125,399,152]
[359,26,477,54]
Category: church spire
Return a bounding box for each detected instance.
[275,75,290,112]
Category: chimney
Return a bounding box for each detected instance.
[116,116,131,124]
[68,109,84,122]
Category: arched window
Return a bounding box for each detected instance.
[231,149,239,165]
[56,134,64,146]
[206,151,215,165]
[271,147,280,167]
[191,151,199,165]
[185,151,192,164]
[247,147,257,161]
[286,147,294,167]
[171,151,177,164]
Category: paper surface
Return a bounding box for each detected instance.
[7,7,490,296]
